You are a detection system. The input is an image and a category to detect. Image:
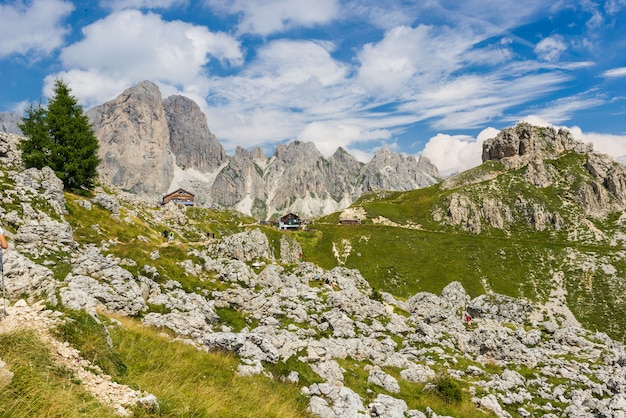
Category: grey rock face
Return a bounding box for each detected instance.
[164,95,226,172]
[92,193,120,215]
[368,366,400,393]
[87,82,440,219]
[468,293,533,324]
[307,383,367,418]
[210,228,272,261]
[0,112,22,135]
[369,394,408,418]
[360,148,439,191]
[66,249,146,316]
[1,251,56,302]
[482,123,591,167]
[88,80,174,194]
[0,132,21,167]
[211,146,267,208]
[280,235,302,264]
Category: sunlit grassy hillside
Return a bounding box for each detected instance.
[293,152,626,342]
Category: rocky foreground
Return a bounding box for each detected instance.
[3,130,626,417]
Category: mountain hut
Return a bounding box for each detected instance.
[162,188,195,206]
[279,213,301,230]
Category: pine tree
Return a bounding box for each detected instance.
[18,79,100,190]
[17,102,51,169]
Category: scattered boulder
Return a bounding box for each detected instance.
[210,228,272,261]
[468,293,533,324]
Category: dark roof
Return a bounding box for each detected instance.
[163,188,195,199]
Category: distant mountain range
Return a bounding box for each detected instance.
[1,81,440,219]
[85,81,440,219]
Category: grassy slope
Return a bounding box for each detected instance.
[54,310,312,418]
[0,330,119,418]
[296,153,626,342]
[4,145,626,416]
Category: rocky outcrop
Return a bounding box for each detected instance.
[436,123,626,234]
[0,132,21,167]
[482,123,592,169]
[209,228,273,261]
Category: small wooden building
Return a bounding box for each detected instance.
[279,213,301,230]
[162,188,195,206]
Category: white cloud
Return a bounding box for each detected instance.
[203,39,357,149]
[342,1,415,29]
[0,0,73,58]
[521,116,626,164]
[535,35,568,62]
[357,25,477,96]
[205,0,339,36]
[519,93,605,124]
[99,0,187,10]
[421,127,499,177]
[43,70,131,107]
[602,67,626,78]
[51,9,242,107]
[245,40,346,87]
[568,127,626,161]
[297,121,391,158]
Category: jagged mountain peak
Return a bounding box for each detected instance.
[87,80,440,218]
[482,122,593,169]
[436,123,626,235]
[274,140,323,162]
[87,80,173,194]
[122,80,163,102]
[163,94,226,172]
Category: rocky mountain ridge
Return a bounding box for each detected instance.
[434,122,626,235]
[86,81,439,219]
[4,129,626,417]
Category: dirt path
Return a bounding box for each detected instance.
[0,299,157,416]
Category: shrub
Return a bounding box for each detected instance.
[433,375,462,404]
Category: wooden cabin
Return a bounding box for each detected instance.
[278,213,301,230]
[339,219,362,225]
[162,188,195,206]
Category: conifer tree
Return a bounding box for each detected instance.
[18,79,100,190]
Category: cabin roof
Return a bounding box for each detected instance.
[163,188,195,199]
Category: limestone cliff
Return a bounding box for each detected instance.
[436,122,626,234]
[163,95,226,172]
[87,81,174,194]
[0,112,22,135]
[87,81,440,218]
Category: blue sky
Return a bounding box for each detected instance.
[1,0,626,175]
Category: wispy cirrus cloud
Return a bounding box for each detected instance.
[602,67,626,78]
[205,0,339,36]
[99,0,187,10]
